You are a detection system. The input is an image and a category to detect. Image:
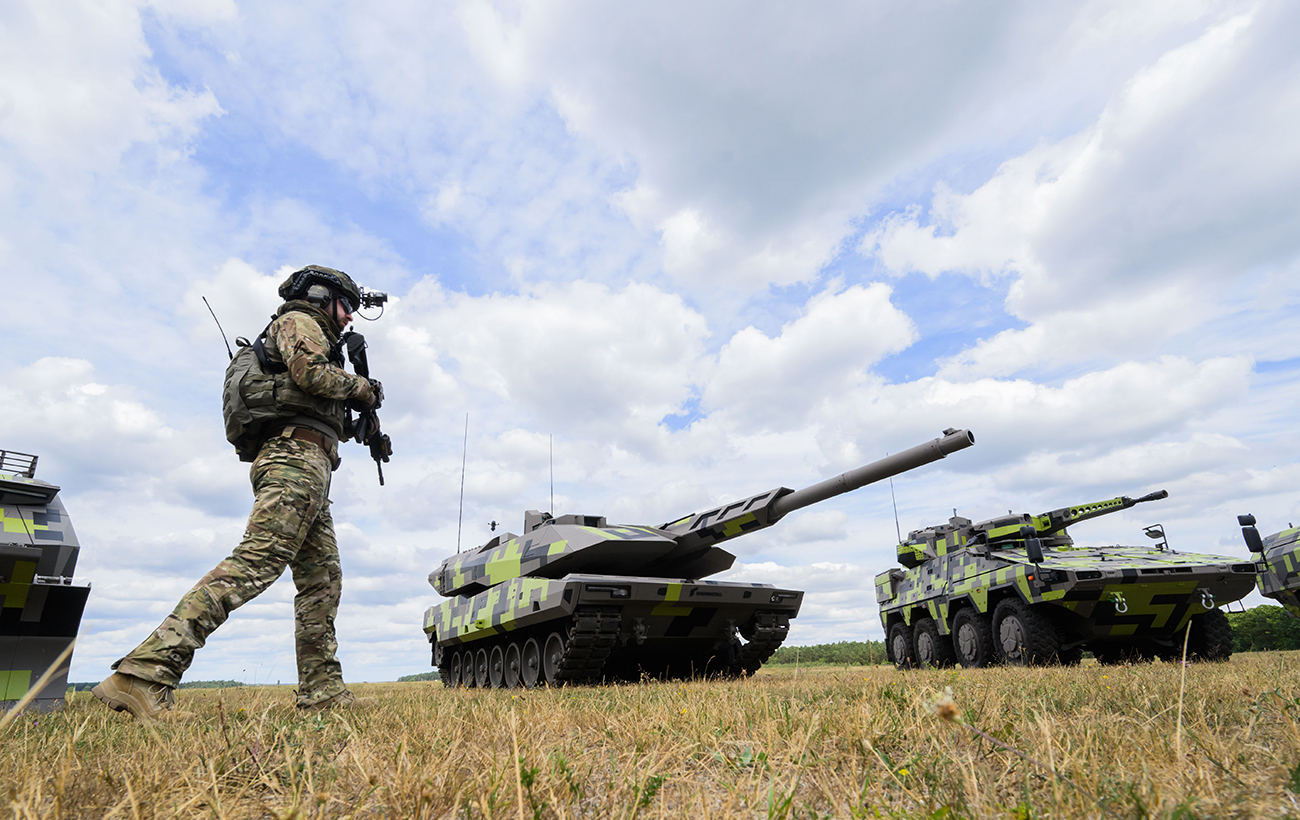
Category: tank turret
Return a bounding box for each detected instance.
[424,428,975,688]
[0,450,91,712]
[877,489,1256,669]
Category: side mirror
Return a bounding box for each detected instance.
[1238,514,1264,554]
[1143,524,1168,551]
[1019,525,1044,564]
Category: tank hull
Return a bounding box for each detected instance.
[1,466,89,712]
[1255,526,1300,615]
[423,573,802,686]
[877,545,1257,667]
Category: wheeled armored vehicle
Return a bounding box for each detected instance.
[424,429,975,688]
[877,490,1257,668]
[0,450,90,711]
[1237,514,1300,616]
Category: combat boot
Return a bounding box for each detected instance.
[297,689,374,712]
[92,672,190,722]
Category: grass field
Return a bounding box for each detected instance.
[5,653,1300,819]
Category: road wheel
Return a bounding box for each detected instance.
[913,617,956,669]
[448,651,463,688]
[543,632,566,685]
[993,599,1061,666]
[951,608,998,668]
[489,645,505,688]
[1187,609,1233,661]
[521,638,541,689]
[503,642,522,689]
[888,621,915,670]
[475,648,490,687]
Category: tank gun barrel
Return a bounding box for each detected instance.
[772,429,975,519]
[1036,489,1168,536]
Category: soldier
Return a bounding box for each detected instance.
[93,266,379,721]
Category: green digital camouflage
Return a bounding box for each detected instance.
[424,429,975,689]
[0,450,90,713]
[1237,515,1300,616]
[876,491,1257,669]
[114,432,348,707]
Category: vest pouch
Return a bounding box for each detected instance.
[271,373,346,438]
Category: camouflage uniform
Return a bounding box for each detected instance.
[115,303,372,707]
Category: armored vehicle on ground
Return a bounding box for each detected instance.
[424,429,975,688]
[877,490,1257,668]
[0,450,90,711]
[1237,514,1300,616]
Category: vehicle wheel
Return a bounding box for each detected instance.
[1187,608,1233,662]
[489,645,505,688]
[521,638,541,689]
[951,608,998,668]
[448,651,462,688]
[913,617,956,669]
[503,642,522,689]
[993,599,1061,666]
[475,648,490,688]
[543,632,566,685]
[888,621,916,670]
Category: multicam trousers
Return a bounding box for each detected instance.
[115,431,347,707]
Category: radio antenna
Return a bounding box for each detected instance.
[549,434,554,515]
[456,413,468,553]
[887,452,902,543]
[202,296,234,360]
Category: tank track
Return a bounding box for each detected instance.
[731,612,790,676]
[555,609,621,683]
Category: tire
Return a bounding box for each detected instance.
[489,645,505,688]
[1187,608,1233,662]
[888,621,915,670]
[521,638,541,689]
[913,617,956,669]
[542,632,566,685]
[503,642,522,689]
[993,599,1061,666]
[951,608,998,668]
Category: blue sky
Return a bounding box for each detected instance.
[3,0,1299,684]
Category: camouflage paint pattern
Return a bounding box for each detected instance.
[115,432,347,707]
[877,494,1257,650]
[1251,525,1300,616]
[0,461,90,712]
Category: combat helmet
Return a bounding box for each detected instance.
[279,265,363,314]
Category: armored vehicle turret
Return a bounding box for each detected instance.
[424,429,975,688]
[0,450,90,711]
[1237,514,1300,616]
[877,490,1257,668]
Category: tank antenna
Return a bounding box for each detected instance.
[202,296,234,360]
[549,434,554,515]
[457,413,468,553]
[887,452,902,543]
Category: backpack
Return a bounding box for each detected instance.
[222,326,288,462]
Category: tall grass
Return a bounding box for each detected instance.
[5,652,1300,818]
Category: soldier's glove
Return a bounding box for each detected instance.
[368,379,384,410]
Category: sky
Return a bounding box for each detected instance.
[3,0,1298,685]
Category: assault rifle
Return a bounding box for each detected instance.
[339,331,393,485]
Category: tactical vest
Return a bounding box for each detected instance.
[222,304,348,462]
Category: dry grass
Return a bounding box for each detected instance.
[5,653,1300,819]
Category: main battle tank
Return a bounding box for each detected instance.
[1237,514,1300,616]
[424,428,976,688]
[877,490,1258,668]
[0,450,90,711]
